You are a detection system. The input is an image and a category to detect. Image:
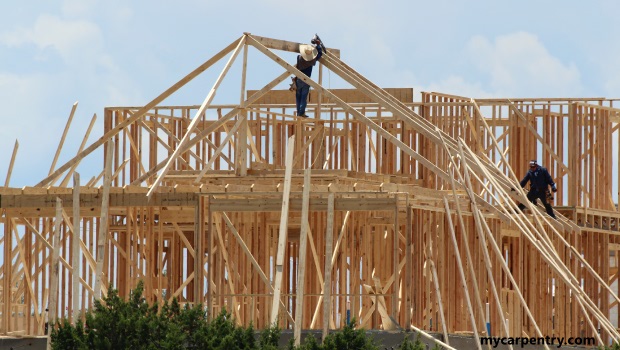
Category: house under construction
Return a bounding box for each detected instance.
[1,33,620,348]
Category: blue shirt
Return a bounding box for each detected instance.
[520,165,556,191]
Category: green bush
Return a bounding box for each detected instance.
[50,318,88,350]
[52,283,437,350]
[51,281,261,350]
[287,333,321,350]
[286,319,378,350]
[398,332,424,350]
[322,319,378,350]
[259,322,281,350]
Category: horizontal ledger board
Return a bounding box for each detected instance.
[0,193,198,208]
[209,197,397,212]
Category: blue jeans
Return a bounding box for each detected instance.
[296,80,310,116]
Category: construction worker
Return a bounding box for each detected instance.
[517,160,557,218]
[294,38,323,118]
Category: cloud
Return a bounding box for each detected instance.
[0,72,67,186]
[421,76,494,100]
[464,32,582,97]
[61,0,97,18]
[0,10,138,186]
[0,14,103,63]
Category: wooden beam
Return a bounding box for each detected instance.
[322,192,334,341]
[392,194,399,318]
[294,168,311,345]
[172,223,195,258]
[249,34,340,58]
[369,278,397,330]
[194,118,244,183]
[11,220,42,328]
[4,140,18,187]
[47,197,62,350]
[441,162,487,335]
[148,36,246,197]
[444,197,483,347]
[129,71,290,186]
[429,259,449,346]
[270,135,295,325]
[247,35,509,222]
[460,137,620,339]
[71,173,81,324]
[194,198,203,304]
[212,214,242,321]
[219,212,295,324]
[410,324,457,350]
[146,118,207,169]
[59,114,97,187]
[37,37,244,187]
[404,204,412,330]
[209,197,397,212]
[454,142,512,339]
[49,102,78,176]
[310,210,350,328]
[94,139,113,300]
[237,41,249,176]
[1,192,198,209]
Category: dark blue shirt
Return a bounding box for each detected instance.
[520,165,556,191]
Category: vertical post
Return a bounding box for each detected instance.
[316,62,323,118]
[568,103,577,206]
[194,196,203,305]
[238,37,249,176]
[94,139,114,300]
[270,135,295,325]
[207,195,214,317]
[392,194,399,318]
[294,168,311,346]
[47,198,63,350]
[72,173,81,324]
[2,215,12,334]
[157,200,164,304]
[322,193,334,341]
[313,62,324,169]
[405,204,412,329]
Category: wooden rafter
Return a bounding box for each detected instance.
[0,34,619,344]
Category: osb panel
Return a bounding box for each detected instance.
[247,88,414,105]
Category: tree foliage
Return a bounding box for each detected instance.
[287,319,378,350]
[51,284,433,349]
[51,281,261,350]
[397,332,432,350]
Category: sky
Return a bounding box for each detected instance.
[1,0,620,188]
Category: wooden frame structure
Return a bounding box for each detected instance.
[1,33,620,348]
